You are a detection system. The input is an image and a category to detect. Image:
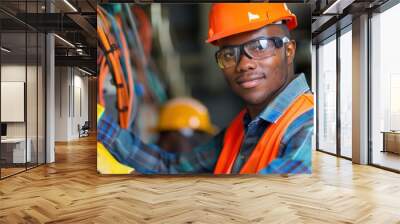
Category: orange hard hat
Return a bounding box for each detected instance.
[206,3,297,45]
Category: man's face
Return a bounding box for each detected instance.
[217,25,296,107]
[157,132,193,153]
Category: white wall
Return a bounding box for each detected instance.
[55,66,69,141]
[72,73,89,138]
[54,67,89,141]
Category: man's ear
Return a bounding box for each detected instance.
[286,40,296,65]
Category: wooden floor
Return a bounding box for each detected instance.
[0,135,400,223]
[1,163,44,178]
[1,167,26,178]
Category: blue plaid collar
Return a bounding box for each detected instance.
[243,73,310,125]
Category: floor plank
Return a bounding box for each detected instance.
[0,135,399,223]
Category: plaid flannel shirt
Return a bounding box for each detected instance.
[98,73,314,174]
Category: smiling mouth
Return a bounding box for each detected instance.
[236,74,266,89]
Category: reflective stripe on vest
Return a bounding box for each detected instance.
[214,93,314,174]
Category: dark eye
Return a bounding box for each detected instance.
[219,48,236,60]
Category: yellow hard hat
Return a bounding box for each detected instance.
[155,98,217,135]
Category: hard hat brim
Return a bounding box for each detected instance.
[205,125,219,135]
[151,124,218,136]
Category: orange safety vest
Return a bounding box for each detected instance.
[214,93,313,174]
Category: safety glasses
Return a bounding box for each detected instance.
[215,36,290,69]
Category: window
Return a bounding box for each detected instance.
[0,1,47,179]
[317,36,337,154]
[371,2,400,171]
[339,28,352,158]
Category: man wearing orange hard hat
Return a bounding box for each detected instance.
[98,3,313,174]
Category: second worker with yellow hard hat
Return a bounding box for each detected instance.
[154,98,216,153]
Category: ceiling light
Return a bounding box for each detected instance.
[63,0,78,12]
[323,0,341,14]
[322,0,354,15]
[54,34,75,48]
[1,47,11,53]
[78,67,93,76]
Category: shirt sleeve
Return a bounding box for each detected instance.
[97,113,225,174]
[259,109,314,174]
